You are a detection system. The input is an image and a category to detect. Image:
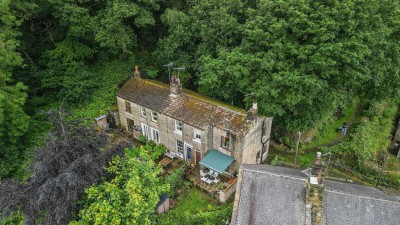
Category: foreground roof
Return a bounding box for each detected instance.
[117,77,258,133]
[233,164,308,225]
[232,164,400,225]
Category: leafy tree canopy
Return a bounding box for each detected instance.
[71,146,170,225]
[156,0,400,130]
[0,0,31,178]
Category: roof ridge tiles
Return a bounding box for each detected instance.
[325,189,400,204]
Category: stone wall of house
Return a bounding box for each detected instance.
[242,117,272,164]
[117,96,272,174]
[209,126,245,174]
[117,96,208,164]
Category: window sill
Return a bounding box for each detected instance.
[193,138,201,143]
[174,130,182,135]
[176,152,184,158]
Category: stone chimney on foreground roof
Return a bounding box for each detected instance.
[306,152,325,225]
[246,102,258,121]
[134,65,140,78]
[169,75,182,97]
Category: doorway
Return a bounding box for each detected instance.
[184,143,193,161]
[141,123,149,139]
[195,150,201,165]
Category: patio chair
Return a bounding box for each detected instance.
[213,177,220,184]
[200,170,207,177]
[205,178,213,185]
[201,176,207,183]
[212,171,219,178]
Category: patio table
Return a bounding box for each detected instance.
[159,157,172,168]
[205,174,214,180]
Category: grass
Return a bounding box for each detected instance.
[157,187,232,225]
[171,187,218,214]
[301,99,361,150]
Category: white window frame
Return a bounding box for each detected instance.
[141,123,149,139]
[140,107,146,118]
[193,129,201,142]
[175,120,183,134]
[151,111,158,122]
[176,140,184,158]
[151,127,160,143]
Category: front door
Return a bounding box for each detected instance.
[184,143,193,161]
[141,123,149,139]
[195,150,201,165]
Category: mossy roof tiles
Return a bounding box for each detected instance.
[117,77,249,133]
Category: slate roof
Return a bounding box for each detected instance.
[156,194,169,208]
[117,77,253,133]
[323,180,400,225]
[233,164,308,225]
[231,164,400,225]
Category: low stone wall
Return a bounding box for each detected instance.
[219,179,237,203]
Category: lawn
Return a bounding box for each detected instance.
[158,187,232,225]
[171,187,218,214]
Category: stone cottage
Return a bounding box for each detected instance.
[116,72,272,175]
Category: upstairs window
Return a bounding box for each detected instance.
[141,107,146,117]
[125,101,131,113]
[175,120,183,134]
[152,111,158,122]
[221,135,230,149]
[194,129,201,142]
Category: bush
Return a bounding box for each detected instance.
[283,136,290,146]
[165,163,188,198]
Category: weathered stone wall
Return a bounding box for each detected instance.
[242,117,272,164]
[117,96,207,163]
[117,96,273,174]
[219,179,237,203]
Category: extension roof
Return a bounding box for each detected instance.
[231,164,400,225]
[117,77,253,134]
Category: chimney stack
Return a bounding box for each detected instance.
[305,152,325,225]
[169,75,182,97]
[246,102,258,121]
[134,65,140,78]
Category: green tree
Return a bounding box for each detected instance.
[197,0,400,130]
[155,0,244,84]
[71,148,170,225]
[0,0,30,178]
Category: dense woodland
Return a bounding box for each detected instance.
[1,0,400,224]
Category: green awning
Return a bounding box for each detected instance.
[199,149,235,173]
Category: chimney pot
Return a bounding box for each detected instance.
[247,102,258,121]
[134,65,140,78]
